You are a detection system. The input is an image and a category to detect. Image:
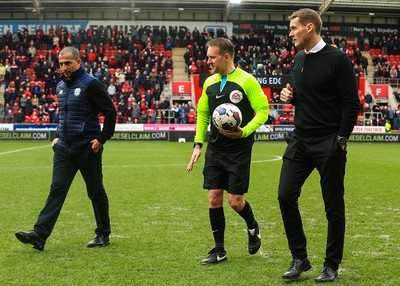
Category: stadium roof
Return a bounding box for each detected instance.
[1,0,400,18]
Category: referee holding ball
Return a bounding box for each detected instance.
[187,37,269,264]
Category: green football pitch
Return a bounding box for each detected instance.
[0,141,399,285]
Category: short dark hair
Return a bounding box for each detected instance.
[289,8,322,34]
[206,37,235,58]
[59,46,80,59]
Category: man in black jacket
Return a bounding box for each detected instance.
[278,8,360,282]
[16,46,116,251]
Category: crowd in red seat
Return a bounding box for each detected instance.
[182,29,399,126]
[0,24,399,126]
[0,24,180,124]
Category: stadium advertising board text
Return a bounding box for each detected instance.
[233,21,398,35]
[112,132,168,141]
[0,131,49,140]
[0,20,233,37]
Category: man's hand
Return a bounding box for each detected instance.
[220,127,243,139]
[52,138,59,147]
[280,83,294,104]
[90,139,103,153]
[186,145,201,172]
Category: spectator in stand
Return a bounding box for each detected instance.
[364,92,373,110]
[144,89,153,108]
[158,26,167,44]
[20,93,29,115]
[159,98,170,111]
[87,49,97,68]
[107,81,116,99]
[125,116,133,124]
[387,105,395,127]
[115,69,125,84]
[160,110,167,123]
[0,102,3,122]
[178,107,187,124]
[15,108,25,123]
[139,98,148,113]
[373,66,381,84]
[163,38,172,51]
[28,109,40,124]
[271,91,280,108]
[0,61,5,88]
[393,88,400,102]
[389,65,398,83]
[140,110,148,123]
[10,59,19,80]
[161,86,171,102]
[188,60,197,75]
[132,101,141,123]
[115,49,124,68]
[353,63,361,79]
[268,105,277,124]
[5,109,13,123]
[127,94,135,107]
[394,105,400,130]
[178,28,186,48]
[361,55,369,75]
[149,109,157,123]
[183,48,192,72]
[187,108,196,124]
[12,101,20,115]
[117,111,124,123]
[385,118,391,132]
[272,64,283,75]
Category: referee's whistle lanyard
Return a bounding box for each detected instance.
[220,68,236,93]
[220,75,227,93]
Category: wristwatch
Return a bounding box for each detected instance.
[337,136,348,145]
[193,142,203,148]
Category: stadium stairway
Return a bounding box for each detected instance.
[172,48,189,82]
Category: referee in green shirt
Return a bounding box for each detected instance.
[187,37,269,264]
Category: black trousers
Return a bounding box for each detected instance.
[34,142,110,239]
[278,132,346,269]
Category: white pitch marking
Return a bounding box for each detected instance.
[0,144,50,156]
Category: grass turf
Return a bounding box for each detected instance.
[0,140,399,285]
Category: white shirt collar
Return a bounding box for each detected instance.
[305,38,326,54]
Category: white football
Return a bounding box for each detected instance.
[212,103,242,132]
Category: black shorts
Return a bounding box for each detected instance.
[203,146,252,195]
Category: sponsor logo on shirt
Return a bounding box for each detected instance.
[229,90,243,103]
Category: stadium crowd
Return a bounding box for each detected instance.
[0,24,399,129]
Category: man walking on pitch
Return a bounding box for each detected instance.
[16,46,116,250]
[187,37,269,264]
[278,9,360,282]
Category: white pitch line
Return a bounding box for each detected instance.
[0,144,50,156]
[105,156,282,168]
[0,145,281,168]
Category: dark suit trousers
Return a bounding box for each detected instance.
[278,132,346,269]
[34,143,110,239]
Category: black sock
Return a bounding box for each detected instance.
[237,201,258,229]
[209,207,225,251]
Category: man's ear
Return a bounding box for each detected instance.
[307,23,314,33]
